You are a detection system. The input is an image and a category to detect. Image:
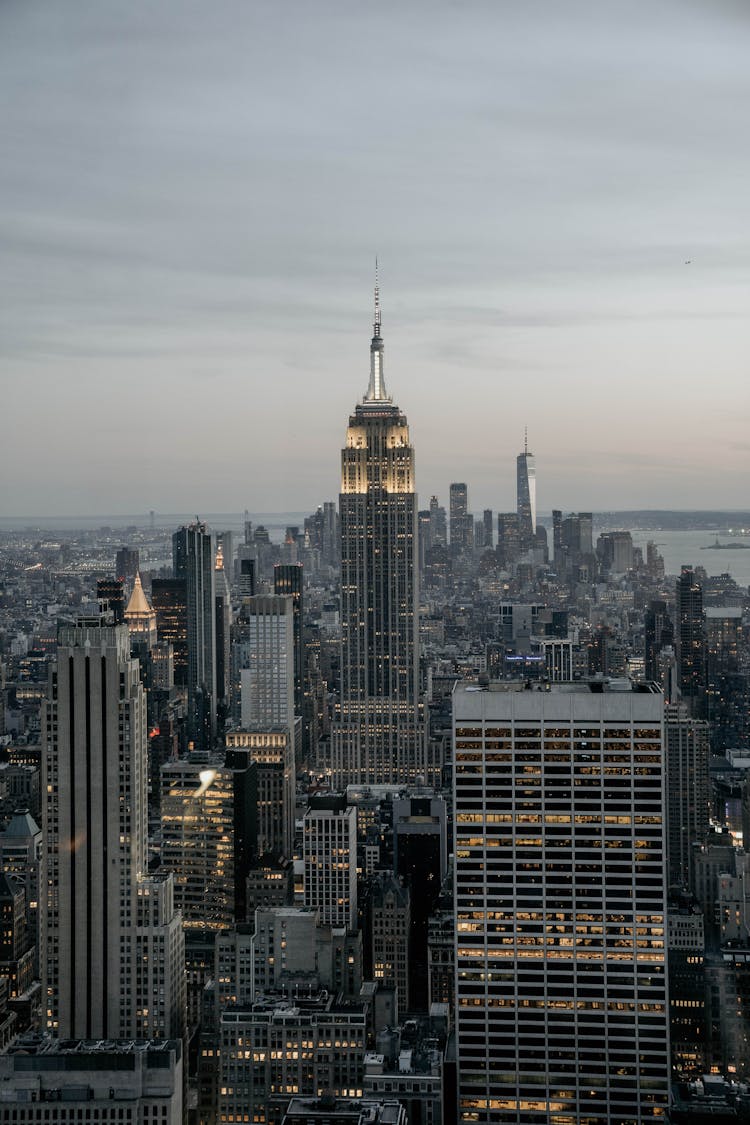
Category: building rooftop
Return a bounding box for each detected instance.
[456,678,661,696]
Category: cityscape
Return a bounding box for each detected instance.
[1,295,750,1122]
[3,2,750,1124]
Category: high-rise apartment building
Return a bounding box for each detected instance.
[453,680,670,1124]
[43,616,184,1040]
[332,287,423,786]
[516,433,536,547]
[173,522,217,747]
[303,796,357,929]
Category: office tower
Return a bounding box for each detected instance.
[333,286,423,786]
[482,508,494,549]
[496,512,520,570]
[676,567,705,711]
[368,872,410,1015]
[160,756,235,930]
[705,607,747,752]
[303,796,357,928]
[173,522,217,747]
[214,543,231,718]
[96,576,125,624]
[644,600,674,685]
[123,572,157,649]
[115,546,139,583]
[237,556,256,597]
[234,595,295,736]
[43,616,184,1040]
[665,702,710,890]
[226,728,294,860]
[453,680,670,1124]
[392,795,448,1012]
[597,531,634,574]
[516,431,536,546]
[450,482,470,552]
[429,495,447,546]
[668,903,707,1076]
[274,564,305,720]
[552,508,563,561]
[418,509,432,571]
[151,577,188,687]
[319,500,339,567]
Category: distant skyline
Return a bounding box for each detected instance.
[2,0,749,515]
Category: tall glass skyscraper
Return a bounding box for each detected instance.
[516,431,536,547]
[331,284,423,786]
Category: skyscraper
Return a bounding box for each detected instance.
[303,796,357,929]
[234,595,295,733]
[43,615,184,1040]
[665,702,709,890]
[516,430,536,547]
[173,522,217,747]
[644,599,674,684]
[676,566,705,712]
[274,564,305,722]
[450,483,470,552]
[453,680,670,1123]
[332,282,423,786]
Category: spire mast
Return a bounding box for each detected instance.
[365,259,389,402]
[374,257,381,336]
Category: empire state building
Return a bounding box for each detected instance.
[331,283,425,786]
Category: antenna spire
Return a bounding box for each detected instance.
[374,257,381,336]
[365,261,389,402]
[524,426,528,455]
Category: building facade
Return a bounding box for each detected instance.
[516,436,536,547]
[332,288,423,787]
[43,616,184,1041]
[453,680,670,1124]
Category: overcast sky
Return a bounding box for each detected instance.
[2,0,749,517]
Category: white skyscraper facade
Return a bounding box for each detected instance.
[332,285,423,786]
[236,595,295,732]
[453,681,669,1124]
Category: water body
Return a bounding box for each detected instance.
[629,529,750,586]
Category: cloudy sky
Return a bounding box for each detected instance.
[2,0,749,517]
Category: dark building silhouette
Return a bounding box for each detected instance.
[115,546,139,583]
[676,567,706,712]
[151,578,188,687]
[173,523,217,747]
[96,577,125,624]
